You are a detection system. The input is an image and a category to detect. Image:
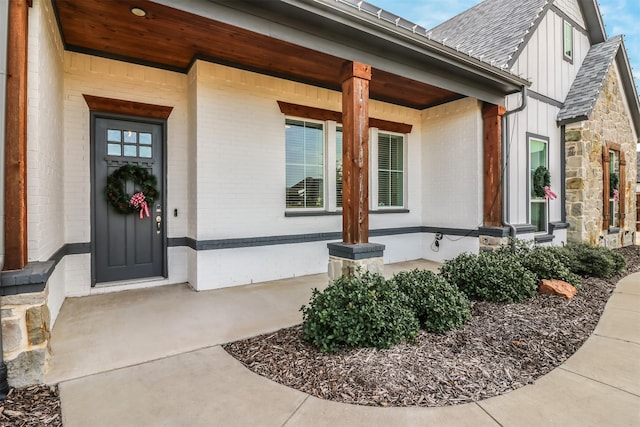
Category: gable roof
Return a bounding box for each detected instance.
[429,0,548,69]
[557,36,640,137]
[557,36,622,124]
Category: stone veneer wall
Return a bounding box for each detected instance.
[565,66,637,248]
[1,287,50,387]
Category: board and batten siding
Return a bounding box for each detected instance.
[512,8,590,102]
[554,0,586,28]
[504,94,563,235]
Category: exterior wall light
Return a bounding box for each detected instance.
[131,7,147,17]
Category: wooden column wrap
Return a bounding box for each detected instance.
[482,103,507,228]
[4,0,29,271]
[619,152,626,227]
[602,145,610,229]
[341,61,371,244]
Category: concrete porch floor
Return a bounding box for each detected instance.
[48,260,640,426]
[46,259,438,384]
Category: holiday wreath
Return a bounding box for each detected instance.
[532,166,551,198]
[610,172,619,198]
[105,164,158,217]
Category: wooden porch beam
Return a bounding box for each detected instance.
[4,0,29,271]
[341,61,371,244]
[276,101,412,134]
[482,103,507,228]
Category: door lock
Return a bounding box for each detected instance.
[156,215,162,234]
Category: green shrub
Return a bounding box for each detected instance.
[441,250,538,303]
[392,269,471,334]
[438,252,481,298]
[300,271,419,353]
[559,243,626,278]
[496,241,581,286]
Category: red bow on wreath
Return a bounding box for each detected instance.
[544,186,557,200]
[130,192,150,219]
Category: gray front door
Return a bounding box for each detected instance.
[93,116,165,284]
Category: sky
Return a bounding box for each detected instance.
[371,0,640,91]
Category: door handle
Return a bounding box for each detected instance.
[156,215,162,234]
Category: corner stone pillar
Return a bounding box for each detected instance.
[328,61,384,280]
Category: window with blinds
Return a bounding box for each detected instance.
[378,133,404,208]
[285,119,324,209]
[336,127,343,207]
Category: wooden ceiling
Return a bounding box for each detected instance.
[52,0,462,109]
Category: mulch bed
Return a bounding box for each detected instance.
[224,245,640,407]
[2,246,638,420]
[0,385,62,427]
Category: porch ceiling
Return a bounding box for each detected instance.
[52,0,462,109]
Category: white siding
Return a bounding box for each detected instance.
[512,10,591,101]
[554,0,586,28]
[505,95,563,231]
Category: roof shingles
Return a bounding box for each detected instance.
[428,0,548,68]
[557,36,622,124]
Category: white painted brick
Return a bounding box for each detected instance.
[26,0,65,262]
[422,97,483,229]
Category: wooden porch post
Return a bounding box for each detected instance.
[341,61,371,244]
[4,0,29,271]
[482,103,507,227]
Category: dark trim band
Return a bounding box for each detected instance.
[528,90,564,108]
[0,243,91,296]
[550,5,589,35]
[327,242,385,260]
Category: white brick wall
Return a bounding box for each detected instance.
[27,0,65,262]
[63,52,189,294]
[421,97,483,229]
[192,61,423,240]
[57,53,489,292]
[195,243,329,290]
[64,53,189,244]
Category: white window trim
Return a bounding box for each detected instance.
[326,120,338,212]
[285,118,408,214]
[369,127,379,210]
[374,129,408,210]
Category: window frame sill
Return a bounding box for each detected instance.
[285,209,410,217]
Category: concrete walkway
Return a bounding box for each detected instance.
[49,261,640,426]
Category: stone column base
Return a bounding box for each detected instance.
[1,287,51,387]
[478,226,510,251]
[327,242,385,282]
